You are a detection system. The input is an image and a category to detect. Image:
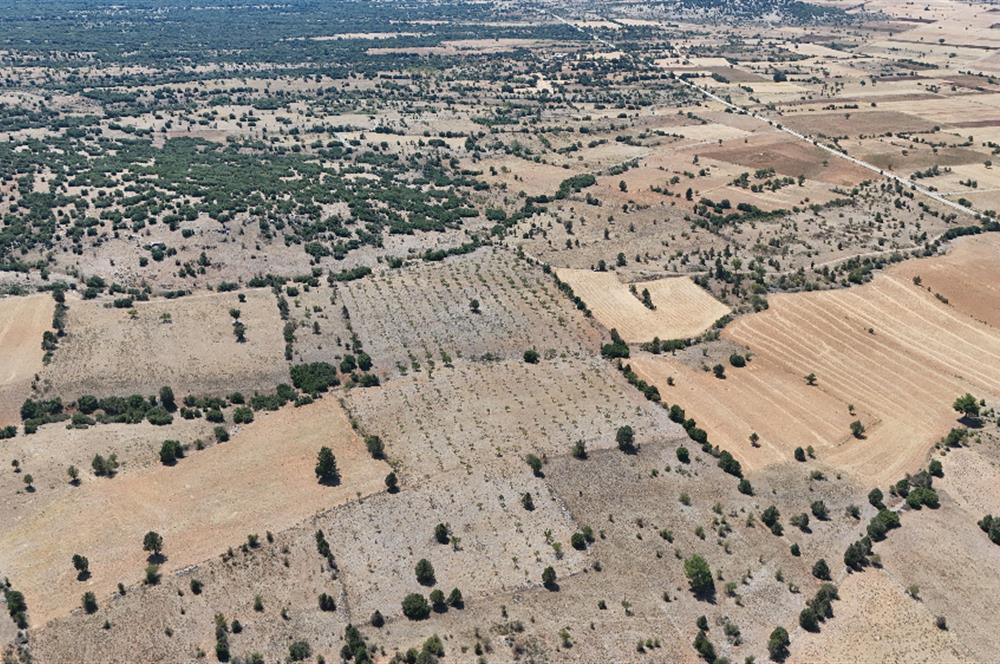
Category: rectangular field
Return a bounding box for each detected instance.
[0,294,53,426]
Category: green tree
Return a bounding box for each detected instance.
[159,386,176,412]
[72,554,90,580]
[525,454,543,476]
[542,566,557,589]
[616,425,636,453]
[812,559,831,580]
[767,626,790,661]
[315,446,340,485]
[82,592,98,614]
[143,531,164,560]
[693,630,716,662]
[385,471,399,493]
[953,393,980,422]
[401,593,430,620]
[684,554,714,598]
[415,559,436,586]
[523,349,540,364]
[365,435,385,459]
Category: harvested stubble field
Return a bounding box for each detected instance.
[633,240,1000,484]
[0,396,387,624]
[0,294,52,426]
[340,249,602,372]
[555,269,730,343]
[36,289,288,400]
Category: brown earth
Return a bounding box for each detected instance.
[555,269,730,343]
[0,396,388,624]
[0,294,53,426]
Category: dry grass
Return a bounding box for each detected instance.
[0,294,52,426]
[0,396,388,624]
[556,269,729,343]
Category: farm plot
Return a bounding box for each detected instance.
[36,288,288,401]
[280,282,355,365]
[630,353,870,473]
[0,293,53,426]
[323,461,588,622]
[344,356,680,478]
[555,269,729,343]
[700,134,874,186]
[886,234,1000,329]
[0,396,388,624]
[644,268,1000,484]
[30,521,356,664]
[340,249,601,372]
[779,110,937,138]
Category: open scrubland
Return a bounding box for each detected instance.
[2,0,1000,662]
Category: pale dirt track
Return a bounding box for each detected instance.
[556,269,729,342]
[0,294,53,426]
[633,236,1000,484]
[0,396,389,625]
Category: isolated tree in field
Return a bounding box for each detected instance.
[953,393,980,423]
[542,566,557,590]
[768,626,790,661]
[712,364,726,379]
[468,298,480,314]
[448,587,464,608]
[521,492,535,511]
[811,500,829,520]
[67,465,79,485]
[684,554,714,598]
[812,559,831,580]
[676,446,690,464]
[82,592,98,614]
[850,420,865,439]
[616,425,636,453]
[315,447,340,485]
[384,472,399,493]
[794,447,806,462]
[804,372,817,386]
[523,349,540,364]
[159,439,183,465]
[525,453,543,476]
[415,559,436,586]
[401,593,430,620]
[72,554,90,580]
[23,474,33,491]
[572,440,588,460]
[143,531,164,560]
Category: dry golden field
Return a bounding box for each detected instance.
[0,294,52,426]
[556,269,730,342]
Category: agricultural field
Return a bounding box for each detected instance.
[2,0,1000,663]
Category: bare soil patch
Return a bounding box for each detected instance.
[0,396,388,624]
[556,269,729,343]
[0,294,52,426]
[36,289,288,401]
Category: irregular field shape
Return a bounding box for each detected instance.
[556,269,730,343]
[635,247,1000,484]
[0,396,388,623]
[0,293,52,425]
